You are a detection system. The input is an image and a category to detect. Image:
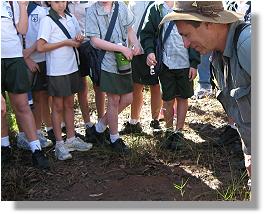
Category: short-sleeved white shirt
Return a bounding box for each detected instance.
[25,5,47,63]
[1,1,23,58]
[68,1,95,34]
[37,13,81,76]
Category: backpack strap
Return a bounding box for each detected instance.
[99,1,119,62]
[136,1,155,39]
[233,22,250,69]
[47,14,80,65]
[163,21,174,45]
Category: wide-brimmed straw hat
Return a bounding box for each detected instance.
[160,1,243,26]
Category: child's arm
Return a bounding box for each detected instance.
[15,1,29,35]
[127,26,141,56]
[37,38,80,53]
[91,37,133,61]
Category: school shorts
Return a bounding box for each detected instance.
[131,54,159,85]
[159,64,194,101]
[31,61,48,92]
[47,71,83,97]
[100,70,133,95]
[1,57,31,94]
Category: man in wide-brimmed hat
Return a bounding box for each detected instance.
[160,1,251,186]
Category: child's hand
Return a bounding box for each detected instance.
[75,34,84,43]
[121,46,133,61]
[131,44,142,56]
[25,57,40,73]
[65,39,81,48]
[188,67,197,81]
[146,53,157,67]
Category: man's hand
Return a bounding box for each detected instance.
[146,53,157,67]
[189,67,197,81]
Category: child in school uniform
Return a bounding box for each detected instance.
[16,1,53,150]
[37,1,92,161]
[68,1,99,141]
[86,1,141,154]
[1,1,49,169]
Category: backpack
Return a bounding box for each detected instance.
[79,1,119,85]
[210,22,251,90]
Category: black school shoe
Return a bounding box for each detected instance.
[159,131,183,151]
[216,125,241,145]
[1,146,12,165]
[120,122,143,135]
[90,125,108,146]
[32,150,50,169]
[110,138,130,155]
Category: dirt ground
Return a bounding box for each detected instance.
[1,88,250,201]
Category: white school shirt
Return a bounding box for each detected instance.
[68,1,95,35]
[1,1,23,58]
[25,5,47,63]
[37,13,81,76]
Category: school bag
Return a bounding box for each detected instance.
[79,1,119,85]
[210,22,251,90]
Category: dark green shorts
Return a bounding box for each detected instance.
[31,61,48,92]
[48,71,83,97]
[1,57,31,94]
[159,64,194,101]
[100,70,133,95]
[131,54,159,85]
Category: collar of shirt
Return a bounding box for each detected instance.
[48,8,71,20]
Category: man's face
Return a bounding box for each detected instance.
[176,21,214,55]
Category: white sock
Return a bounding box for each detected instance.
[18,132,25,137]
[110,133,119,143]
[95,120,107,133]
[85,122,94,128]
[1,136,10,147]
[66,136,75,143]
[229,124,237,130]
[129,119,139,125]
[29,140,41,153]
[56,140,64,145]
[45,127,52,132]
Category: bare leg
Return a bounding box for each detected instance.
[63,95,75,139]
[131,83,144,120]
[93,85,106,119]
[9,92,38,141]
[163,99,175,129]
[77,77,91,123]
[175,97,188,130]
[150,84,162,120]
[51,96,63,141]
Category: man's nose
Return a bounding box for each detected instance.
[183,38,191,48]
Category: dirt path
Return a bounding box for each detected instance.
[1,89,250,201]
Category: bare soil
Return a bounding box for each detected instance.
[1,88,250,201]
